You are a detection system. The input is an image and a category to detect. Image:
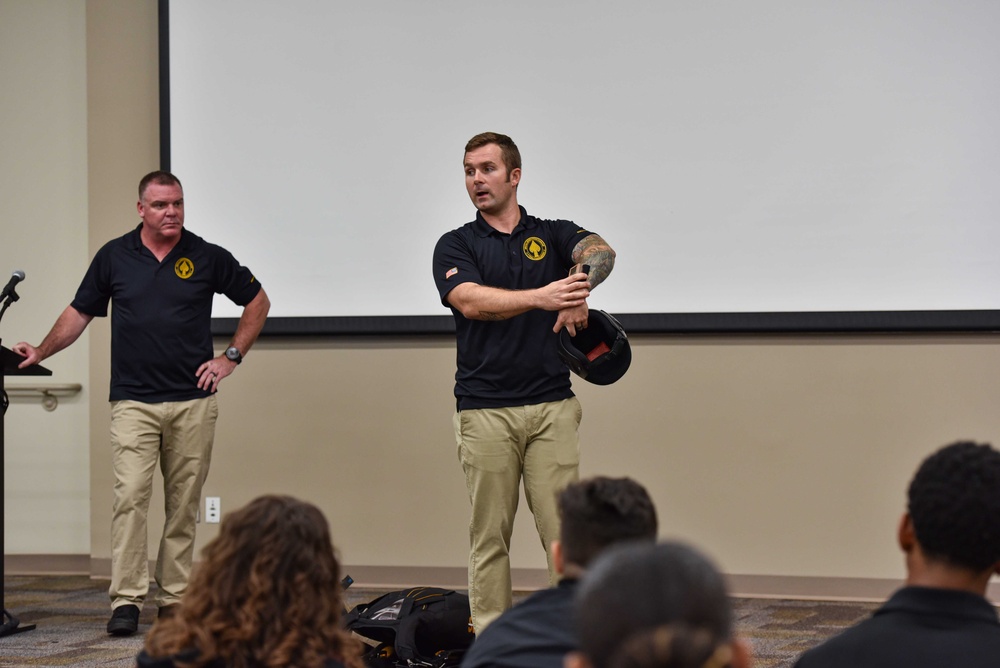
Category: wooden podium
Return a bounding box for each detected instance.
[1,343,52,635]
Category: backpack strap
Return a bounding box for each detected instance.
[392,588,457,663]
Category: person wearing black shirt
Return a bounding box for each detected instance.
[14,171,269,636]
[460,476,657,668]
[794,441,1000,668]
[433,132,616,633]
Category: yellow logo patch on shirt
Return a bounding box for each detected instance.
[522,237,547,261]
[174,257,195,279]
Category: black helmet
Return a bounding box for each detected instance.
[557,310,631,385]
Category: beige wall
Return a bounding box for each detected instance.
[195,334,1000,583]
[1,0,91,554]
[9,1,1000,600]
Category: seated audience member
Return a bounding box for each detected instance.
[794,440,1000,668]
[138,495,362,668]
[566,540,751,668]
[460,476,659,668]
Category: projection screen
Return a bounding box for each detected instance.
[164,1,1000,334]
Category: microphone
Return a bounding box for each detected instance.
[0,270,25,300]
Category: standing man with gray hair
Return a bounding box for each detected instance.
[433,132,616,633]
[14,171,269,635]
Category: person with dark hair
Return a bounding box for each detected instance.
[460,476,658,668]
[13,171,269,635]
[432,132,617,633]
[794,440,1000,667]
[566,541,752,668]
[138,495,363,668]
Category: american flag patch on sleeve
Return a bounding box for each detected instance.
[445,267,458,279]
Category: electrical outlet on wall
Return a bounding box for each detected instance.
[205,496,221,523]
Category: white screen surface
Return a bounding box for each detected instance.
[168,1,1000,322]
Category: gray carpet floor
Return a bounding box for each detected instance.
[0,575,878,667]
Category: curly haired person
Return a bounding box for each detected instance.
[138,495,362,668]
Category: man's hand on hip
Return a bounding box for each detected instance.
[196,356,238,392]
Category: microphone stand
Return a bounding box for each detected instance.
[0,286,12,419]
[0,283,19,325]
[0,284,37,635]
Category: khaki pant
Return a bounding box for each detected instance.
[108,396,217,610]
[454,397,582,633]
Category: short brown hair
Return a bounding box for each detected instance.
[558,476,658,568]
[138,170,183,202]
[464,132,522,175]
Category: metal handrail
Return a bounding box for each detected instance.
[4,383,83,412]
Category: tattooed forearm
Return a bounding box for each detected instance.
[572,234,616,288]
[478,311,506,321]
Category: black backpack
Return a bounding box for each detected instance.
[344,587,475,667]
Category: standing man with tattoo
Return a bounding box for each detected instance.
[432,132,616,633]
[14,171,270,636]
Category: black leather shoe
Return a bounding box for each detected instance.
[107,604,140,635]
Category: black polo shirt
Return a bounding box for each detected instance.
[433,207,592,410]
[794,586,1000,668]
[460,578,579,668]
[72,224,262,403]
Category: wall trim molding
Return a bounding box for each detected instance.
[5,554,90,575]
[11,557,997,605]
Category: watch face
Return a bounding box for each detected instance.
[226,347,241,361]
